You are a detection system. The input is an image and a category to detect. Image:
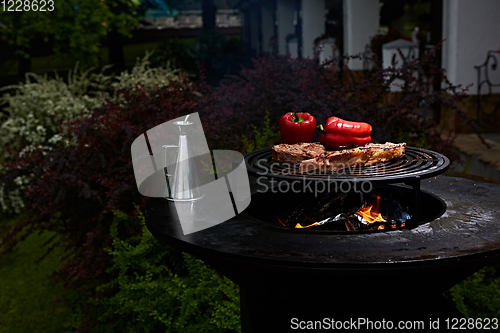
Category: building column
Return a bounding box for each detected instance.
[277,0,296,56]
[343,0,379,70]
[442,0,500,94]
[301,0,325,59]
[441,0,500,131]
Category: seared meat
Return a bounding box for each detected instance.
[272,142,326,163]
[299,142,406,173]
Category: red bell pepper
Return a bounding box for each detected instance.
[279,112,317,144]
[319,116,372,150]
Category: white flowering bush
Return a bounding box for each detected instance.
[112,52,181,92]
[0,53,180,213]
[0,74,101,160]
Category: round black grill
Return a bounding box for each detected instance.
[244,146,450,183]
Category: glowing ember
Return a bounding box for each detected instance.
[355,194,386,224]
[295,214,345,229]
[295,222,320,228]
[279,193,407,231]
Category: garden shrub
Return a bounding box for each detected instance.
[0,70,102,162]
[210,44,472,158]
[0,70,103,213]
[240,109,281,154]
[0,67,242,330]
[446,265,500,320]
[0,53,180,213]
[111,52,181,93]
[90,209,240,333]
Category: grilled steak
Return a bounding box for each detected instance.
[299,142,406,173]
[272,142,326,163]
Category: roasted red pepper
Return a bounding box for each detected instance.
[279,112,317,144]
[319,116,372,150]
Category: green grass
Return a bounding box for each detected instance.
[0,218,77,332]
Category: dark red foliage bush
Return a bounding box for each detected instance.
[0,73,230,329]
[210,44,472,156]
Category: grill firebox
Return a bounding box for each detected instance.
[248,185,446,233]
[244,146,449,230]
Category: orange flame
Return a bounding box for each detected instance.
[295,222,320,228]
[295,215,320,228]
[356,194,386,223]
[304,215,316,222]
[277,216,286,227]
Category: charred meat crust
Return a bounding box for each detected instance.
[272,142,326,163]
[299,142,406,173]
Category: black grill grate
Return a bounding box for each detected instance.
[244,146,450,183]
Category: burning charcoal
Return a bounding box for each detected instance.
[295,213,346,229]
[315,213,346,225]
[274,185,412,231]
[354,213,369,226]
[392,207,411,222]
[275,192,325,227]
[305,192,345,218]
[372,186,412,223]
[345,220,356,231]
[275,189,363,229]
[306,191,361,222]
[276,203,309,227]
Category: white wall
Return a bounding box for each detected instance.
[442,0,500,95]
[343,0,379,70]
[302,0,326,59]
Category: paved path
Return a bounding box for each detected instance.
[451,133,500,180]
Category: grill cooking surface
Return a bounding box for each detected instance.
[146,173,500,265]
[245,146,449,183]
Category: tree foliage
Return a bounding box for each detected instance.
[0,0,139,68]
